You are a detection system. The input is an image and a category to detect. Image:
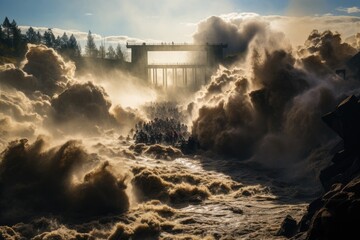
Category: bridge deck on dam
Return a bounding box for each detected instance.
[126,43,227,51]
[126,42,227,90]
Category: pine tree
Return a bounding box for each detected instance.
[0,25,4,41]
[36,31,42,44]
[26,27,38,43]
[85,30,97,57]
[115,43,124,61]
[10,20,23,53]
[43,28,56,47]
[98,44,105,59]
[106,45,116,59]
[68,34,81,58]
[2,17,11,40]
[60,32,69,47]
[54,36,61,50]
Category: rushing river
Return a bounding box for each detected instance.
[0,133,316,240]
[85,135,314,239]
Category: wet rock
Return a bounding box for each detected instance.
[297,197,324,232]
[296,95,360,239]
[322,95,360,150]
[320,95,360,190]
[300,180,360,239]
[277,215,297,238]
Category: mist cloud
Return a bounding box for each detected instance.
[0,45,74,96]
[50,81,115,131]
[0,44,146,137]
[193,15,282,56]
[190,22,360,179]
[298,30,357,69]
[0,137,129,225]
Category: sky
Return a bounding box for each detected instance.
[0,0,360,45]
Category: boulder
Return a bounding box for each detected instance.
[277,215,298,238]
[291,95,360,239]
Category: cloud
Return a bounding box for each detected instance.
[190,13,360,47]
[19,13,360,50]
[259,14,360,46]
[337,6,360,14]
[84,12,93,16]
[104,35,147,44]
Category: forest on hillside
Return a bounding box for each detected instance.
[0,16,126,63]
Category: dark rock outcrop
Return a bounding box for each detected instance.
[320,95,360,191]
[277,215,298,238]
[287,95,360,240]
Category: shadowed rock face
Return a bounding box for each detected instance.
[320,95,360,191]
[287,95,360,240]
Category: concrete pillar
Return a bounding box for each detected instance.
[193,68,196,88]
[183,68,185,85]
[162,68,165,87]
[165,68,168,88]
[173,68,175,87]
[204,67,207,84]
[176,68,178,87]
[155,69,157,85]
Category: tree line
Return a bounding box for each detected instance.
[85,30,125,60]
[0,16,125,61]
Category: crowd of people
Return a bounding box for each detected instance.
[141,102,185,122]
[133,118,189,146]
[133,102,190,146]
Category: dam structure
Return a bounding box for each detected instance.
[126,42,227,90]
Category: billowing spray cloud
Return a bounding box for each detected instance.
[22,45,75,94]
[0,44,147,137]
[193,13,360,49]
[298,30,357,69]
[0,64,38,94]
[194,15,265,54]
[50,81,116,130]
[190,20,360,178]
[0,45,74,96]
[0,86,49,147]
[0,137,129,225]
[346,33,360,50]
[193,14,287,57]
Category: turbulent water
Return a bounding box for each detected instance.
[0,134,313,239]
[103,136,311,240]
[106,137,312,239]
